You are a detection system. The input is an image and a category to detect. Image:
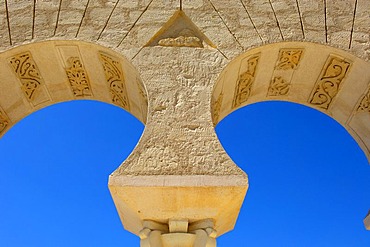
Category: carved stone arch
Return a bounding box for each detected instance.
[0,40,148,138]
[212,42,370,162]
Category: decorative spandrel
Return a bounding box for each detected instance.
[99,52,130,110]
[65,57,92,97]
[9,52,46,103]
[233,54,260,109]
[309,55,351,110]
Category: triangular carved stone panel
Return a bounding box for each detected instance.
[145,10,215,48]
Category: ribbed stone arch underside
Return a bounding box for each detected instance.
[0,40,148,138]
[212,42,370,162]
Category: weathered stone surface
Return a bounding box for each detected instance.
[0,0,369,61]
[1,1,370,244]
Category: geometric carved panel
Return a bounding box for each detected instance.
[309,55,351,110]
[99,52,130,111]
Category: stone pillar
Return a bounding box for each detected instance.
[364,210,370,230]
[108,28,248,245]
[139,220,217,247]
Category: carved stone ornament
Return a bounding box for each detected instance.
[357,85,370,113]
[267,76,290,96]
[99,52,130,110]
[9,52,43,101]
[0,111,9,134]
[158,35,203,48]
[309,56,351,110]
[212,92,223,124]
[276,49,304,70]
[65,57,92,97]
[233,54,260,108]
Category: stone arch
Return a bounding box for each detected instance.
[212,42,370,162]
[0,40,148,138]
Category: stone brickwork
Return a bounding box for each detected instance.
[1,1,370,245]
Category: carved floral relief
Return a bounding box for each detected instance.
[99,53,130,110]
[212,92,223,124]
[9,52,44,102]
[233,54,260,109]
[65,57,92,97]
[267,48,304,97]
[268,76,290,96]
[309,56,351,110]
[0,110,9,134]
[357,85,370,113]
[275,49,303,70]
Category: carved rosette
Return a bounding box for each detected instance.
[309,56,351,110]
[0,110,9,134]
[99,53,130,110]
[268,76,290,96]
[212,92,223,124]
[9,52,43,102]
[357,85,370,113]
[275,49,303,70]
[65,57,92,97]
[233,54,260,109]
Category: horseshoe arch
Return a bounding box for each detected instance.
[0,40,148,138]
[212,42,370,163]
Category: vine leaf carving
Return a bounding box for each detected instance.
[65,57,92,97]
[233,54,260,109]
[309,56,351,110]
[9,52,43,101]
[99,53,130,110]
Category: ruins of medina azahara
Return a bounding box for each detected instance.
[0,0,370,245]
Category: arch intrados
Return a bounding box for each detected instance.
[212,42,370,162]
[0,40,148,139]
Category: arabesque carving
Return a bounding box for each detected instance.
[9,52,44,102]
[267,76,290,96]
[137,80,148,106]
[65,57,92,97]
[309,56,351,110]
[276,49,304,70]
[357,85,370,113]
[212,92,223,124]
[0,110,9,134]
[99,53,130,110]
[233,54,260,108]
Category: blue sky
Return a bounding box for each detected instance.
[0,100,369,246]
